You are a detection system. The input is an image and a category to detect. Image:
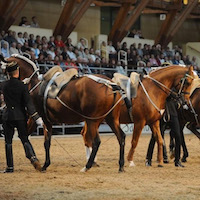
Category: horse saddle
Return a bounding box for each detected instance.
[39,66,78,99]
[112,72,140,99]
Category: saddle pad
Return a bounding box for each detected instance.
[43,65,63,81]
[54,68,78,88]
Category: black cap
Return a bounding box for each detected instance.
[6,61,18,73]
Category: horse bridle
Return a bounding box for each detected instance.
[141,70,194,115]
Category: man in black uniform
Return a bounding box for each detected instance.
[2,61,43,173]
[145,92,186,168]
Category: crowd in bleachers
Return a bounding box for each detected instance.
[0,28,199,78]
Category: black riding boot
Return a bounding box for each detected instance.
[23,142,41,171]
[4,143,14,173]
[163,141,169,163]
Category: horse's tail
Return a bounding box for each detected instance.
[0,54,9,63]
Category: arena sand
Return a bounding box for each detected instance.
[0,134,199,200]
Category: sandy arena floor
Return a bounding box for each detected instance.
[0,133,199,200]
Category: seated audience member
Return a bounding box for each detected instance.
[1,42,10,58]
[47,46,56,60]
[55,35,65,49]
[89,48,96,62]
[115,42,121,53]
[67,46,77,61]
[77,38,87,50]
[59,55,66,70]
[128,29,136,38]
[22,20,31,28]
[21,42,31,53]
[23,32,29,43]
[116,61,126,76]
[137,43,143,57]
[16,43,23,54]
[78,46,86,59]
[17,32,25,46]
[4,30,18,46]
[149,54,158,66]
[121,42,128,52]
[41,36,48,45]
[9,42,18,55]
[19,16,28,26]
[46,54,55,66]
[35,35,42,45]
[31,43,40,59]
[31,16,40,28]
[65,38,74,48]
[65,56,78,71]
[48,36,56,48]
[28,34,35,47]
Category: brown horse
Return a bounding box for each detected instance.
[0,54,126,172]
[82,66,195,167]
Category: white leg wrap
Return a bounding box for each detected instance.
[80,167,88,173]
[129,161,136,167]
[85,146,91,161]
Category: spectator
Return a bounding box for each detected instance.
[48,36,56,48]
[77,38,87,50]
[191,56,199,71]
[4,30,18,46]
[137,43,143,57]
[128,29,136,38]
[23,32,29,43]
[107,41,116,60]
[9,42,18,55]
[59,55,66,70]
[78,46,86,59]
[19,16,28,26]
[121,42,128,52]
[16,43,23,54]
[100,41,108,60]
[31,16,40,28]
[65,38,74,48]
[149,54,158,66]
[89,48,96,62]
[28,34,35,47]
[21,42,31,53]
[47,46,56,60]
[31,43,40,59]
[116,61,126,76]
[54,35,65,49]
[17,32,25,45]
[115,42,121,53]
[67,46,77,61]
[1,42,10,58]
[35,35,42,45]
[65,56,78,71]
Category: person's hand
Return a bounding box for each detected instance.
[183,104,189,110]
[36,117,44,126]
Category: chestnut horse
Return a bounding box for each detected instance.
[0,54,126,172]
[82,66,195,167]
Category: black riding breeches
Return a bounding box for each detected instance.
[3,120,29,145]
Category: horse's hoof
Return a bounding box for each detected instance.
[118,168,125,173]
[32,160,42,172]
[158,164,163,168]
[80,167,88,173]
[129,161,136,167]
[92,162,100,167]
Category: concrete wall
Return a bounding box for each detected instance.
[14,0,100,47]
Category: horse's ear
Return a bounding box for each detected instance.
[189,65,194,71]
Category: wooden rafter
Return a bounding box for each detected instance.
[154,0,181,46]
[108,1,132,42]
[2,0,27,32]
[62,0,93,41]
[53,0,76,37]
[164,0,199,47]
[116,0,150,42]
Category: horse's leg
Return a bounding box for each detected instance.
[149,120,164,167]
[106,118,126,172]
[42,123,52,171]
[81,123,98,165]
[127,120,146,167]
[186,122,200,139]
[80,121,101,172]
[27,118,37,136]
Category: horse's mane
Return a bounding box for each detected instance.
[149,65,186,76]
[10,54,39,72]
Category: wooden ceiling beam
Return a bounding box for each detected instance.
[62,0,93,41]
[0,0,13,31]
[164,0,199,47]
[2,0,27,32]
[116,0,150,42]
[154,0,180,46]
[53,0,76,37]
[108,1,132,42]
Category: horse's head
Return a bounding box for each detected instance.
[173,66,195,102]
[0,54,39,83]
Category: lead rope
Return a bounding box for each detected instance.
[56,94,124,120]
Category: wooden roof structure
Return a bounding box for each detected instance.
[0,0,200,47]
